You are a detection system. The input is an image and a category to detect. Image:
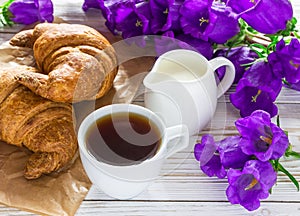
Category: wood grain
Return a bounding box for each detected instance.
[0,0,300,215]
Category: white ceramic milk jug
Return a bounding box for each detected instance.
[143,49,235,135]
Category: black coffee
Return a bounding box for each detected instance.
[86,112,161,166]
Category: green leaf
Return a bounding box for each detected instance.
[238,19,248,29]
[264,35,279,53]
[246,25,258,35]
[285,150,300,159]
[0,0,15,26]
[276,17,298,37]
[294,31,300,39]
[291,17,298,25]
[285,144,292,156]
[277,162,299,191]
[269,187,273,194]
[284,143,300,159]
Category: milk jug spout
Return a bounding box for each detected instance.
[143,71,173,92]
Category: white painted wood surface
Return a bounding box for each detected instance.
[1,0,300,215]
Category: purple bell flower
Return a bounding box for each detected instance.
[230,61,282,117]
[179,0,217,41]
[82,0,101,11]
[150,0,181,33]
[214,46,259,83]
[95,0,119,33]
[268,38,300,84]
[235,110,289,161]
[230,84,279,118]
[114,1,151,38]
[218,136,252,169]
[194,134,226,179]
[96,0,145,34]
[179,0,239,44]
[207,1,240,44]
[227,0,293,34]
[226,160,277,211]
[9,0,54,25]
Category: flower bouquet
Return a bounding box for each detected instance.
[1,0,300,212]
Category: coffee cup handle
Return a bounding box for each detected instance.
[164,124,189,158]
[209,57,235,98]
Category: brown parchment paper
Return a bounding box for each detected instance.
[0,31,155,215]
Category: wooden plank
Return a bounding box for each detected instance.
[51,1,110,35]
[85,154,300,202]
[0,0,299,216]
[0,205,35,215]
[1,201,300,216]
[85,182,300,203]
[277,88,300,104]
[75,201,300,216]
[0,33,15,44]
[2,199,300,215]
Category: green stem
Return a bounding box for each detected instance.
[277,162,299,191]
[287,151,300,159]
[294,31,300,39]
[240,58,265,67]
[276,115,281,127]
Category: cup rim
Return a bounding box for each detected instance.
[77,103,167,168]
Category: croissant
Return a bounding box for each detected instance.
[0,66,77,179]
[9,23,118,103]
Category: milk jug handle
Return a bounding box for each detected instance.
[165,124,189,158]
[209,57,235,98]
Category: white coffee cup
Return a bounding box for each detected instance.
[77,103,189,199]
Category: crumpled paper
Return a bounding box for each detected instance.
[0,29,155,215]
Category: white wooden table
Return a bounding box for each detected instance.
[1,0,300,215]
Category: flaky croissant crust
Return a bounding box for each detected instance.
[0,66,77,179]
[10,23,118,103]
[0,24,119,179]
